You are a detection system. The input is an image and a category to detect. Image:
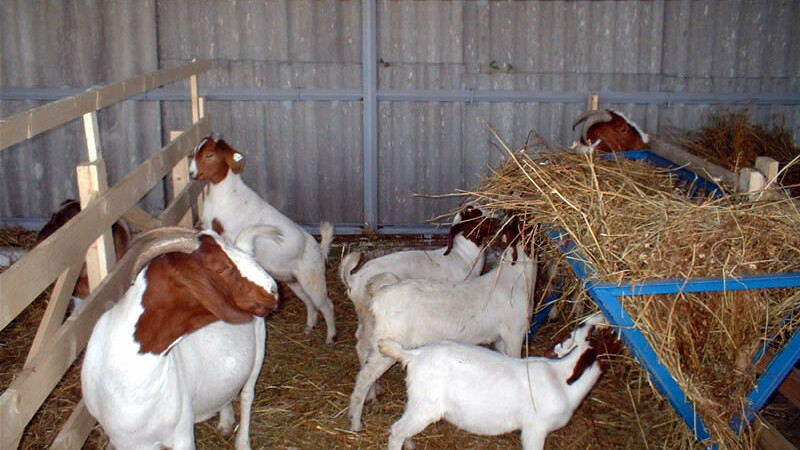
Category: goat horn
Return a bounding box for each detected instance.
[129,227,202,280]
[572,110,614,141]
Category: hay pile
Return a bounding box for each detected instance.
[665,110,800,196]
[463,134,800,449]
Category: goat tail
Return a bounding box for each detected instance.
[339,252,361,288]
[318,221,335,260]
[378,339,413,367]
[235,225,284,255]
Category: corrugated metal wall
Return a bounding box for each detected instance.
[2,0,799,229]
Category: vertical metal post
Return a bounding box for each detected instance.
[362,0,378,230]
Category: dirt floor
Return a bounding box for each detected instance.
[2,232,798,449]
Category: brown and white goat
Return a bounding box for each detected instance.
[571,109,649,153]
[189,136,337,343]
[35,198,130,308]
[379,313,622,450]
[82,226,281,450]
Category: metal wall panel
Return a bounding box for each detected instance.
[1,0,799,229]
[0,0,163,221]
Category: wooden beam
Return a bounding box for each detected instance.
[753,416,797,450]
[50,399,95,450]
[649,139,739,189]
[121,205,162,231]
[587,93,599,111]
[0,116,210,332]
[755,156,780,186]
[82,112,103,162]
[24,260,84,367]
[0,60,211,150]
[170,130,194,227]
[756,347,800,408]
[190,73,201,123]
[77,160,116,289]
[159,180,204,228]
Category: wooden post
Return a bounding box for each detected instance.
[738,168,767,198]
[190,73,201,123]
[587,93,599,111]
[755,156,780,186]
[50,399,95,450]
[78,112,116,290]
[170,130,194,227]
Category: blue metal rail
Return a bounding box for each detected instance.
[531,150,800,448]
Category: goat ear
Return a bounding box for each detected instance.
[217,139,245,174]
[135,254,252,354]
[444,221,466,255]
[566,347,599,385]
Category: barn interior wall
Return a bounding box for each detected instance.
[1,0,798,228]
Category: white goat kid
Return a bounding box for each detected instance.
[82,227,282,450]
[379,313,621,450]
[348,241,536,432]
[339,205,496,371]
[189,136,337,343]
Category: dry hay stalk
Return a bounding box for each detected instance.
[462,131,800,449]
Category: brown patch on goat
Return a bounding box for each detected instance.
[191,136,245,184]
[583,112,648,153]
[36,199,82,245]
[444,206,502,255]
[566,327,623,385]
[134,235,278,354]
[212,218,225,235]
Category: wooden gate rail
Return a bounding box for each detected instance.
[0,60,211,150]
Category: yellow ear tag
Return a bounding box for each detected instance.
[233,153,243,162]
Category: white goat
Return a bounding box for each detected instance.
[339,205,498,371]
[189,136,337,343]
[81,226,282,450]
[378,313,621,450]
[348,241,536,432]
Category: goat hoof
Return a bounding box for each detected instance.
[303,325,314,335]
[350,422,363,433]
[325,335,337,345]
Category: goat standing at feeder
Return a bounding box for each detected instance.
[339,205,499,372]
[571,109,649,153]
[82,226,282,450]
[348,236,536,432]
[35,198,131,311]
[189,136,337,343]
[379,313,622,450]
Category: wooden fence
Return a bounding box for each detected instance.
[0,60,212,449]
